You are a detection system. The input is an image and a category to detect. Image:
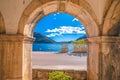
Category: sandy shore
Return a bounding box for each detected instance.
[32,52,87,70]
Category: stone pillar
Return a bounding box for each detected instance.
[87,37,101,80]
[87,36,120,80]
[101,37,120,80]
[0,35,34,80]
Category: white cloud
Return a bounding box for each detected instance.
[46,33,60,37]
[81,26,85,30]
[47,28,60,33]
[72,18,79,22]
[46,26,86,37]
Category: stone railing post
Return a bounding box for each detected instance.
[0,34,34,80]
[87,36,120,80]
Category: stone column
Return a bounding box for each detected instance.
[0,35,34,80]
[87,36,120,80]
[87,37,101,80]
[101,37,120,80]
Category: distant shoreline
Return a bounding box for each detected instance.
[32,51,58,53]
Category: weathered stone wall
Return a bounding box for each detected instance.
[32,69,87,80]
[101,37,120,80]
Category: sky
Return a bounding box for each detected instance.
[34,12,86,42]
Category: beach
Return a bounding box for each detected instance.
[32,52,87,70]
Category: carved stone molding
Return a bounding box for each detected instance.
[87,36,120,43]
[0,34,34,43]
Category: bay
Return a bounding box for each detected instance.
[32,43,73,52]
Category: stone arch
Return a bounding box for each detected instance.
[0,12,5,34]
[108,20,120,36]
[103,0,120,35]
[18,0,99,37]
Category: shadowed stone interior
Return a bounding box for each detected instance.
[108,20,120,36]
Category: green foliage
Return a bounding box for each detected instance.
[72,39,86,45]
[48,71,72,80]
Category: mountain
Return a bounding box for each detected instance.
[33,32,56,43]
[76,34,87,40]
[56,34,87,43]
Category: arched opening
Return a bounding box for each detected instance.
[32,12,87,73]
[18,1,99,37]
[33,12,87,52]
[18,0,100,80]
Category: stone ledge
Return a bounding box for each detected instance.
[0,34,34,42]
[87,36,120,43]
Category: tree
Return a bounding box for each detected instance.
[48,71,72,80]
[72,39,86,46]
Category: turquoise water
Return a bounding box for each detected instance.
[32,43,73,52]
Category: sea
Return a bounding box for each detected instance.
[32,43,73,52]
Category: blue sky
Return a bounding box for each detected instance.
[34,12,86,42]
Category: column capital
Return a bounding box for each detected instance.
[0,34,34,42]
[87,36,120,43]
